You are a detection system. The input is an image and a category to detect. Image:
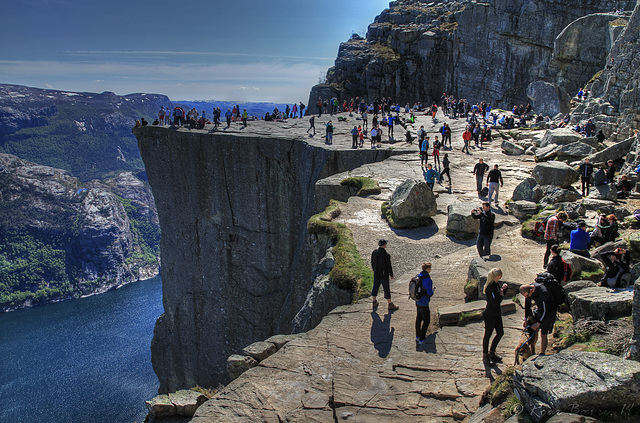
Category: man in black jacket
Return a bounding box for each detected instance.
[578,157,593,196]
[471,202,495,258]
[473,158,489,194]
[371,240,399,311]
[520,281,557,356]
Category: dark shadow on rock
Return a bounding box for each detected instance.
[418,331,438,354]
[390,222,439,241]
[370,312,394,358]
[485,254,502,262]
[445,235,477,247]
[484,361,502,381]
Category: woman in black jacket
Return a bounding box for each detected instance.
[600,248,631,288]
[482,268,508,364]
[546,245,565,283]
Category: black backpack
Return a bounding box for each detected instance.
[536,272,569,308]
[408,274,427,301]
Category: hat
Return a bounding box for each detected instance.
[378,239,387,246]
[578,221,587,228]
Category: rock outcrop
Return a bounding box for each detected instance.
[568,286,634,320]
[532,162,579,189]
[135,126,397,392]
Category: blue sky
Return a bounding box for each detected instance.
[0,0,390,102]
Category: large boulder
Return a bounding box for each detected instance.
[227,354,259,381]
[468,257,490,300]
[562,251,603,281]
[589,135,636,165]
[145,390,208,419]
[539,128,583,148]
[509,200,539,220]
[568,286,634,320]
[514,351,640,422]
[534,144,560,161]
[388,179,437,228]
[526,81,571,118]
[512,177,542,202]
[502,139,526,155]
[446,202,479,240]
[587,184,617,201]
[538,186,581,208]
[555,142,594,160]
[532,162,579,189]
[242,341,277,362]
[557,202,586,219]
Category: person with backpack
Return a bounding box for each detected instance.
[325,120,334,145]
[543,211,568,267]
[424,164,440,190]
[590,214,619,246]
[482,268,507,364]
[599,248,631,288]
[546,245,568,283]
[371,240,399,311]
[413,262,435,348]
[306,115,315,136]
[569,221,591,258]
[520,278,558,356]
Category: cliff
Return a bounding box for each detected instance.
[308,0,635,109]
[135,125,398,393]
[0,153,160,311]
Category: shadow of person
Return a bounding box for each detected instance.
[484,361,503,381]
[370,312,394,358]
[418,331,438,353]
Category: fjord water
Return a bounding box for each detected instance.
[0,276,163,423]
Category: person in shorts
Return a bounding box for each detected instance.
[520,283,557,355]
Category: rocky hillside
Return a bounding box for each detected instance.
[308,0,635,109]
[0,153,160,311]
[0,84,171,181]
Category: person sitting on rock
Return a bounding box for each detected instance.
[599,248,631,288]
[569,221,591,258]
[590,214,619,246]
[520,282,557,356]
[617,174,631,199]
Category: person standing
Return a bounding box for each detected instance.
[158,106,166,125]
[417,125,426,146]
[473,158,489,194]
[546,245,565,283]
[420,136,430,167]
[387,115,394,138]
[225,108,232,128]
[472,202,495,258]
[606,160,616,184]
[462,126,472,154]
[482,268,507,364]
[579,157,593,196]
[370,126,377,148]
[543,211,568,267]
[424,164,440,190]
[371,240,399,311]
[432,136,441,169]
[443,123,452,148]
[520,282,557,356]
[486,164,503,205]
[299,102,305,118]
[316,97,323,117]
[351,126,359,149]
[242,109,248,127]
[307,115,315,136]
[439,153,451,184]
[325,120,334,145]
[415,262,435,347]
[292,103,298,118]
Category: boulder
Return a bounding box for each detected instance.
[586,204,631,222]
[169,390,208,417]
[555,142,594,159]
[388,179,437,228]
[146,394,175,419]
[625,281,640,360]
[242,341,277,362]
[265,334,299,350]
[525,146,537,155]
[546,413,600,423]
[226,354,259,381]
[590,240,628,261]
[512,177,541,202]
[438,300,516,326]
[446,202,479,240]
[587,184,617,201]
[509,200,539,220]
[557,202,586,219]
[468,257,490,300]
[538,186,581,208]
[562,280,597,293]
[532,162,579,189]
[569,286,634,320]
[534,144,560,161]
[579,136,600,149]
[561,251,603,280]
[514,351,640,422]
[502,139,526,155]
[589,135,636,165]
[581,198,615,212]
[540,128,583,148]
[526,81,571,118]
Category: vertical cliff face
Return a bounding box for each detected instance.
[135,127,393,392]
[308,0,634,109]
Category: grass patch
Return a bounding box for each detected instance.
[464,279,479,301]
[458,310,483,326]
[308,200,373,300]
[340,177,381,196]
[588,70,603,85]
[191,385,217,399]
[512,295,521,307]
[370,42,399,61]
[554,317,592,350]
[489,366,516,406]
[578,268,604,282]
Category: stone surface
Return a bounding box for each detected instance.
[265,334,300,350]
[555,141,595,159]
[169,390,208,417]
[526,80,571,118]
[446,202,480,240]
[539,128,583,148]
[438,300,516,326]
[242,341,278,362]
[539,186,581,208]
[562,280,597,293]
[557,202,586,219]
[510,200,539,220]
[388,179,437,227]
[512,178,542,203]
[532,162,579,189]
[546,412,602,423]
[146,394,175,419]
[589,135,636,165]
[535,144,561,161]
[587,184,618,201]
[627,281,640,360]
[568,286,634,320]
[562,251,603,280]
[514,351,640,422]
[226,354,259,381]
[502,139,526,155]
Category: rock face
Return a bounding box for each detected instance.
[135,126,396,392]
[514,351,640,422]
[526,81,571,118]
[627,280,640,359]
[569,286,634,320]
[307,0,635,110]
[532,162,579,188]
[387,179,437,228]
[446,202,479,240]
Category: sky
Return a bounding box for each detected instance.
[0,0,391,103]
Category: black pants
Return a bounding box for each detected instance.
[352,135,358,148]
[416,304,431,341]
[581,176,590,195]
[482,313,504,354]
[543,239,556,267]
[439,167,450,182]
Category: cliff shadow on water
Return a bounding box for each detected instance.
[135,126,394,392]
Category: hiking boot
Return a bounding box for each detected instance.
[483,353,491,365]
[489,352,503,363]
[372,300,379,309]
[388,303,399,311]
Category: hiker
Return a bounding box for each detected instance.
[443,123,452,148]
[599,248,631,288]
[351,126,359,148]
[317,97,323,117]
[417,125,426,146]
[325,120,334,145]
[242,109,248,127]
[432,136,441,168]
[606,160,616,184]
[590,214,619,246]
[471,201,495,258]
[543,211,568,267]
[569,221,591,258]
[578,157,593,196]
[473,158,489,194]
[424,164,440,190]
[370,126,377,148]
[387,115,394,138]
[584,119,596,137]
[371,240,399,311]
[520,282,557,356]
[225,109,232,127]
[158,107,166,125]
[486,164,503,205]
[358,126,365,148]
[462,126,471,154]
[546,245,565,283]
[438,153,451,184]
[420,136,430,167]
[307,115,316,136]
[415,262,435,347]
[617,174,631,198]
[299,102,305,117]
[482,268,508,364]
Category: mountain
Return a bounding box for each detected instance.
[0,84,171,182]
[0,153,159,311]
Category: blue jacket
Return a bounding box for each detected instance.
[425,169,440,184]
[570,228,590,251]
[421,139,429,152]
[416,271,434,306]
